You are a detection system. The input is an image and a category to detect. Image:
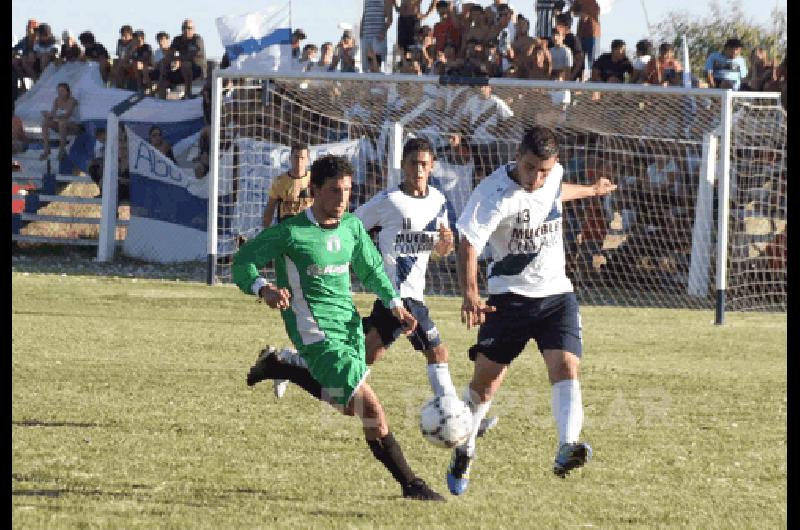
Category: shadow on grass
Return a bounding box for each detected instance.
[12,420,107,428]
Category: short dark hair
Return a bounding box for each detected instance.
[310,155,353,187]
[156,31,169,41]
[555,13,572,29]
[120,25,133,35]
[290,142,309,154]
[78,31,95,44]
[725,38,743,49]
[611,39,626,51]
[57,82,71,96]
[636,39,653,56]
[402,137,435,161]
[519,127,559,159]
[659,42,674,56]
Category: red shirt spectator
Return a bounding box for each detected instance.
[433,1,461,53]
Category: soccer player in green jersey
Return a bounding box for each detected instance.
[232,154,445,501]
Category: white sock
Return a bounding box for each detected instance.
[551,379,583,446]
[459,386,492,458]
[426,363,457,397]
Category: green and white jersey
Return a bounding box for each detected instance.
[232,209,399,347]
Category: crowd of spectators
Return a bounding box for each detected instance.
[12,1,787,106]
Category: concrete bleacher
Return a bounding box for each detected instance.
[12,137,128,248]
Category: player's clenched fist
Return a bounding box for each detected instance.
[433,225,455,258]
[391,306,418,335]
[259,284,292,311]
[460,292,496,329]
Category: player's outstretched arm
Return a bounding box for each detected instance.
[561,177,618,202]
[457,236,495,329]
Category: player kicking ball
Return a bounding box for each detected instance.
[232,154,444,501]
[446,126,617,495]
[250,138,498,437]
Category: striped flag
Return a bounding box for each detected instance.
[216,3,292,72]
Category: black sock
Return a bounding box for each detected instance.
[282,365,323,400]
[367,432,417,487]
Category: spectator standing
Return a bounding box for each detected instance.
[158,19,206,99]
[704,38,748,90]
[309,42,335,72]
[743,46,772,92]
[548,28,573,79]
[590,39,632,83]
[262,143,313,227]
[147,32,171,92]
[394,0,437,53]
[554,13,584,81]
[459,5,492,58]
[112,25,135,88]
[39,82,80,161]
[79,31,111,84]
[33,23,60,75]
[59,31,82,64]
[13,19,40,91]
[572,0,600,69]
[432,0,462,54]
[643,42,683,86]
[330,29,359,72]
[360,0,394,72]
[629,39,653,83]
[516,40,551,80]
[493,3,517,71]
[129,30,154,92]
[290,29,306,60]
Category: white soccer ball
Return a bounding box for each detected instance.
[419,394,473,449]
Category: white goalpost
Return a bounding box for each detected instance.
[207,70,786,321]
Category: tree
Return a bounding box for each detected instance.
[652,0,787,81]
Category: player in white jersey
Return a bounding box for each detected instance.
[446,126,617,495]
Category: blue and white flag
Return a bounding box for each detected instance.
[123,127,208,263]
[216,4,293,72]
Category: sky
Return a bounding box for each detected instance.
[12,0,786,64]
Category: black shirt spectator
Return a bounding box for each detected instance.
[591,39,633,83]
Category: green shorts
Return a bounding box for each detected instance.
[300,337,369,407]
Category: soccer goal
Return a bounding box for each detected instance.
[207,71,786,321]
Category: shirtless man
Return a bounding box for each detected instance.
[393,0,437,53]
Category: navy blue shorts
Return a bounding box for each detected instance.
[362,298,442,352]
[468,292,583,365]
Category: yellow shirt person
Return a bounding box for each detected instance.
[262,144,313,226]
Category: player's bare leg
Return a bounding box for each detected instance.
[543,349,592,477]
[447,353,508,495]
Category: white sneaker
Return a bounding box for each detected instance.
[273,379,289,398]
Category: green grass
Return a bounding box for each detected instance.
[12,273,786,528]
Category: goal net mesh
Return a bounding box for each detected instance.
[212,74,786,312]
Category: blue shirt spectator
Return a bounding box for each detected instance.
[705,38,748,90]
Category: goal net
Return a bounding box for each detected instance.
[209,72,786,313]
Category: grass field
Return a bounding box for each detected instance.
[12,273,786,528]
